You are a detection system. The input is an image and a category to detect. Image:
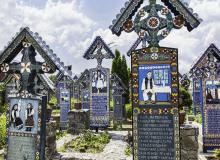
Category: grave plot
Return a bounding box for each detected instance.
[72,75,79,100]
[56,67,73,130]
[76,69,90,110]
[110,0,201,159]
[0,27,73,160]
[190,44,220,152]
[111,73,127,129]
[83,36,115,130]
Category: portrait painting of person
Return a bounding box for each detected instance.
[206,88,213,100]
[25,103,35,132]
[141,71,155,102]
[11,104,23,130]
[92,71,107,93]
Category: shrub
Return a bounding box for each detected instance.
[214,148,220,159]
[125,103,132,120]
[65,130,110,153]
[0,103,8,114]
[195,114,202,124]
[0,114,6,149]
[179,87,192,111]
[49,95,57,106]
[124,145,132,156]
[56,130,67,140]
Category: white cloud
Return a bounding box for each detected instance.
[106,0,220,74]
[0,0,96,73]
[0,0,220,75]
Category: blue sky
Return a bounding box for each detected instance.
[0,0,220,75]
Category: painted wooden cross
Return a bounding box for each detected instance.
[0,40,54,95]
[110,0,202,159]
[83,36,115,68]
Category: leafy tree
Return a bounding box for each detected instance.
[179,86,192,111]
[49,75,57,84]
[111,50,130,103]
[111,49,122,75]
[0,114,6,148]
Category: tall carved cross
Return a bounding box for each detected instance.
[0,40,54,94]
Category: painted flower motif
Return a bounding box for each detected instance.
[161,7,169,15]
[0,63,9,73]
[209,62,216,69]
[172,76,177,81]
[163,49,169,54]
[163,108,169,114]
[150,47,159,53]
[41,62,51,73]
[22,41,31,48]
[151,53,159,60]
[138,9,145,17]
[148,17,160,29]
[21,62,31,73]
[138,31,146,38]
[173,15,185,28]
[161,30,169,37]
[123,19,134,33]
[171,55,177,61]
[172,97,177,104]
[142,109,147,114]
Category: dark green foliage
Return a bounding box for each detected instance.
[56,130,67,140]
[125,103,132,120]
[111,49,130,103]
[49,75,57,84]
[179,86,192,111]
[214,148,220,159]
[0,114,6,148]
[124,145,132,156]
[111,50,122,75]
[65,130,110,153]
[195,114,202,124]
[0,103,8,115]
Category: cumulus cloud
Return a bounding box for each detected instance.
[105,0,220,74]
[0,0,220,74]
[0,0,96,73]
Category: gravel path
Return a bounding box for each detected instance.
[58,131,132,160]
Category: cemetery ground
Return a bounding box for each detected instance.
[0,97,220,160]
[0,95,133,160]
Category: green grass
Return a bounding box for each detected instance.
[57,146,66,152]
[56,130,67,140]
[62,130,110,154]
[52,109,60,116]
[110,100,114,111]
[124,145,132,156]
[214,148,220,160]
[195,114,202,124]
